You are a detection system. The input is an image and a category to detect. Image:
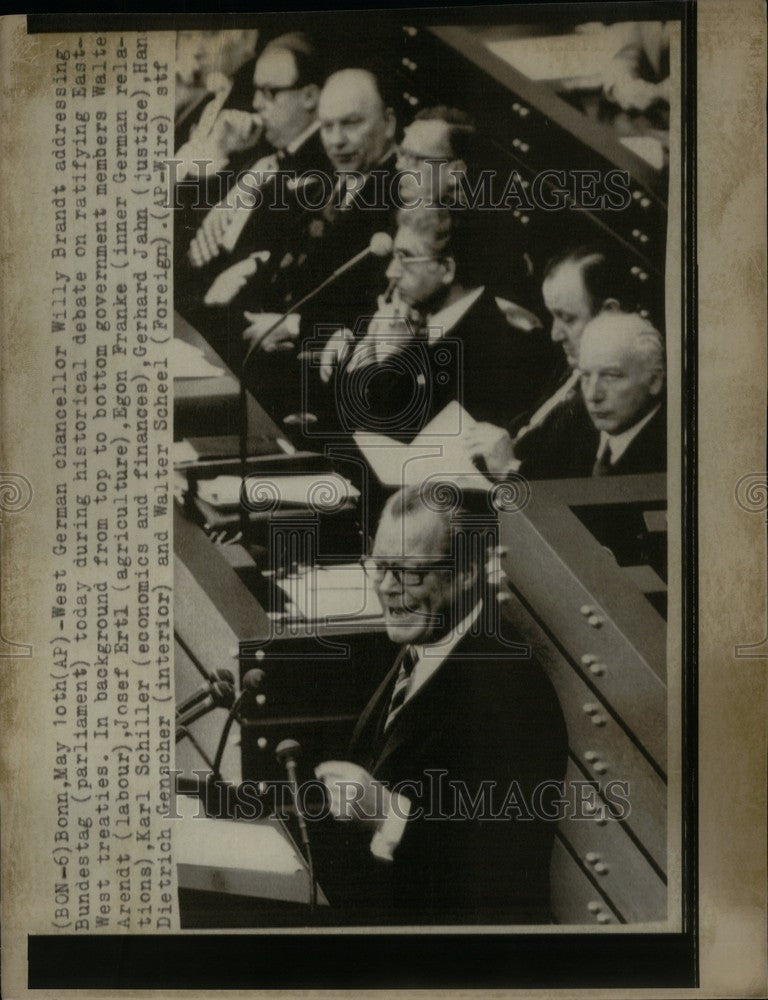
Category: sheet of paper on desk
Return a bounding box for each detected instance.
[197,473,360,510]
[173,793,304,875]
[278,563,383,622]
[354,401,493,491]
[170,336,225,379]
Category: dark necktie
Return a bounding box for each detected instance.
[592,441,614,477]
[384,646,418,731]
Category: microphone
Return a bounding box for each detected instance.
[275,739,317,913]
[237,230,393,545]
[211,668,266,781]
[175,680,235,738]
[242,230,394,367]
[176,668,236,718]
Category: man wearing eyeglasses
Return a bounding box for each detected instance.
[175,33,327,357]
[315,484,567,922]
[330,205,561,438]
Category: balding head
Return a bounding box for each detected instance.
[318,69,395,173]
[578,312,665,434]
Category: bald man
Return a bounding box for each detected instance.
[240,68,398,421]
[521,311,667,479]
[464,246,635,480]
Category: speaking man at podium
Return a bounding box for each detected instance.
[315,484,568,923]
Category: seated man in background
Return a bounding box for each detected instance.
[174,28,260,154]
[233,67,398,420]
[465,245,629,478]
[518,311,666,479]
[327,205,561,437]
[175,32,327,360]
[397,105,540,321]
[316,483,568,922]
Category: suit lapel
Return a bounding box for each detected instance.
[369,631,481,775]
[348,645,408,765]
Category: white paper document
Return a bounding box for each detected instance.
[354,400,493,491]
[197,473,360,510]
[170,336,226,379]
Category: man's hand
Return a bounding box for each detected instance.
[189,206,235,268]
[464,422,518,478]
[242,311,301,353]
[207,108,262,160]
[317,328,354,383]
[315,760,391,830]
[203,254,266,306]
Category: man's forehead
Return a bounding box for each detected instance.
[543,262,589,304]
[319,77,379,119]
[402,119,453,159]
[394,225,430,253]
[579,327,637,367]
[254,47,297,86]
[374,508,448,557]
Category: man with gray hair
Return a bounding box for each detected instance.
[315,483,567,922]
[521,310,666,478]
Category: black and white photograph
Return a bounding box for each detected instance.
[2,4,766,996]
[170,10,678,931]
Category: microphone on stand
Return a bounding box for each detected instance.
[176,668,236,718]
[237,231,394,545]
[275,738,317,913]
[211,667,266,781]
[175,680,235,739]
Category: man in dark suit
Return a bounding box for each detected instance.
[519,311,666,479]
[464,244,627,478]
[174,33,328,363]
[316,484,568,923]
[329,205,561,438]
[236,67,398,420]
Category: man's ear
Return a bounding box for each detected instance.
[302,83,320,111]
[384,107,397,143]
[648,367,665,397]
[448,158,467,183]
[441,256,456,285]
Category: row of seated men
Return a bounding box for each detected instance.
[173,29,667,483]
[172,30,666,925]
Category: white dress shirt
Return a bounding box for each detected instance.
[370,602,484,861]
[597,402,661,466]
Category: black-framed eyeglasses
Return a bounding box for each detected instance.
[362,556,454,586]
[254,84,300,102]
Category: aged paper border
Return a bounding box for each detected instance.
[1,0,766,996]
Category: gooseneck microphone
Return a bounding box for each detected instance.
[275,738,317,913]
[242,231,394,367]
[176,681,235,743]
[176,668,236,718]
[211,668,266,781]
[237,231,394,544]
